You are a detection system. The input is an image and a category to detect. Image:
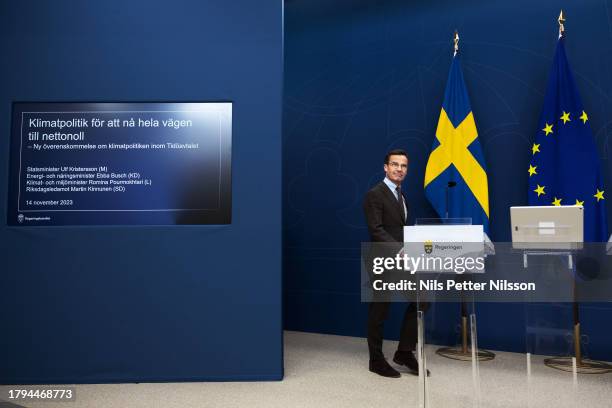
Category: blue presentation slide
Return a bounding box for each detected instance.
[7,102,232,226]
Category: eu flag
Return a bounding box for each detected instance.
[528,37,608,242]
[424,53,490,233]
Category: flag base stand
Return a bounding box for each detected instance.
[544,357,612,374]
[544,321,612,374]
[436,346,495,362]
[436,315,495,362]
[523,252,612,374]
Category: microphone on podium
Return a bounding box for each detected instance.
[445,181,456,219]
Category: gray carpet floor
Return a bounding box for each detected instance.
[2,330,611,408]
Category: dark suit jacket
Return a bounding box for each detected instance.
[363,181,409,243]
[363,181,409,283]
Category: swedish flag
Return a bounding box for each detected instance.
[424,51,490,233]
[528,36,608,242]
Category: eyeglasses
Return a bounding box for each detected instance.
[388,161,408,170]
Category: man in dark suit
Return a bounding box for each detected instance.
[363,149,427,378]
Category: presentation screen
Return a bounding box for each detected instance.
[7,102,232,226]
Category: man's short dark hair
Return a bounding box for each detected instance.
[384,149,409,164]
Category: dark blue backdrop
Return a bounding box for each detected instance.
[283,0,612,359]
[0,1,283,383]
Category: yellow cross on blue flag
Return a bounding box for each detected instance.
[528,36,608,242]
[424,51,490,233]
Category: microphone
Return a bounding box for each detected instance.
[445,181,457,219]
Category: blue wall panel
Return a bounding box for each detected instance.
[0,0,283,383]
[284,0,612,359]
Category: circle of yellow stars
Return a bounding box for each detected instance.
[529,110,604,206]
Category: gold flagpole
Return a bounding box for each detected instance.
[453,30,459,57]
[541,10,612,374]
[434,29,496,364]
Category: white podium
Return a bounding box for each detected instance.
[511,206,612,374]
[404,224,485,267]
[404,219,490,408]
[404,224,483,242]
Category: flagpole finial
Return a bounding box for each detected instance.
[453,30,459,57]
[558,10,565,39]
